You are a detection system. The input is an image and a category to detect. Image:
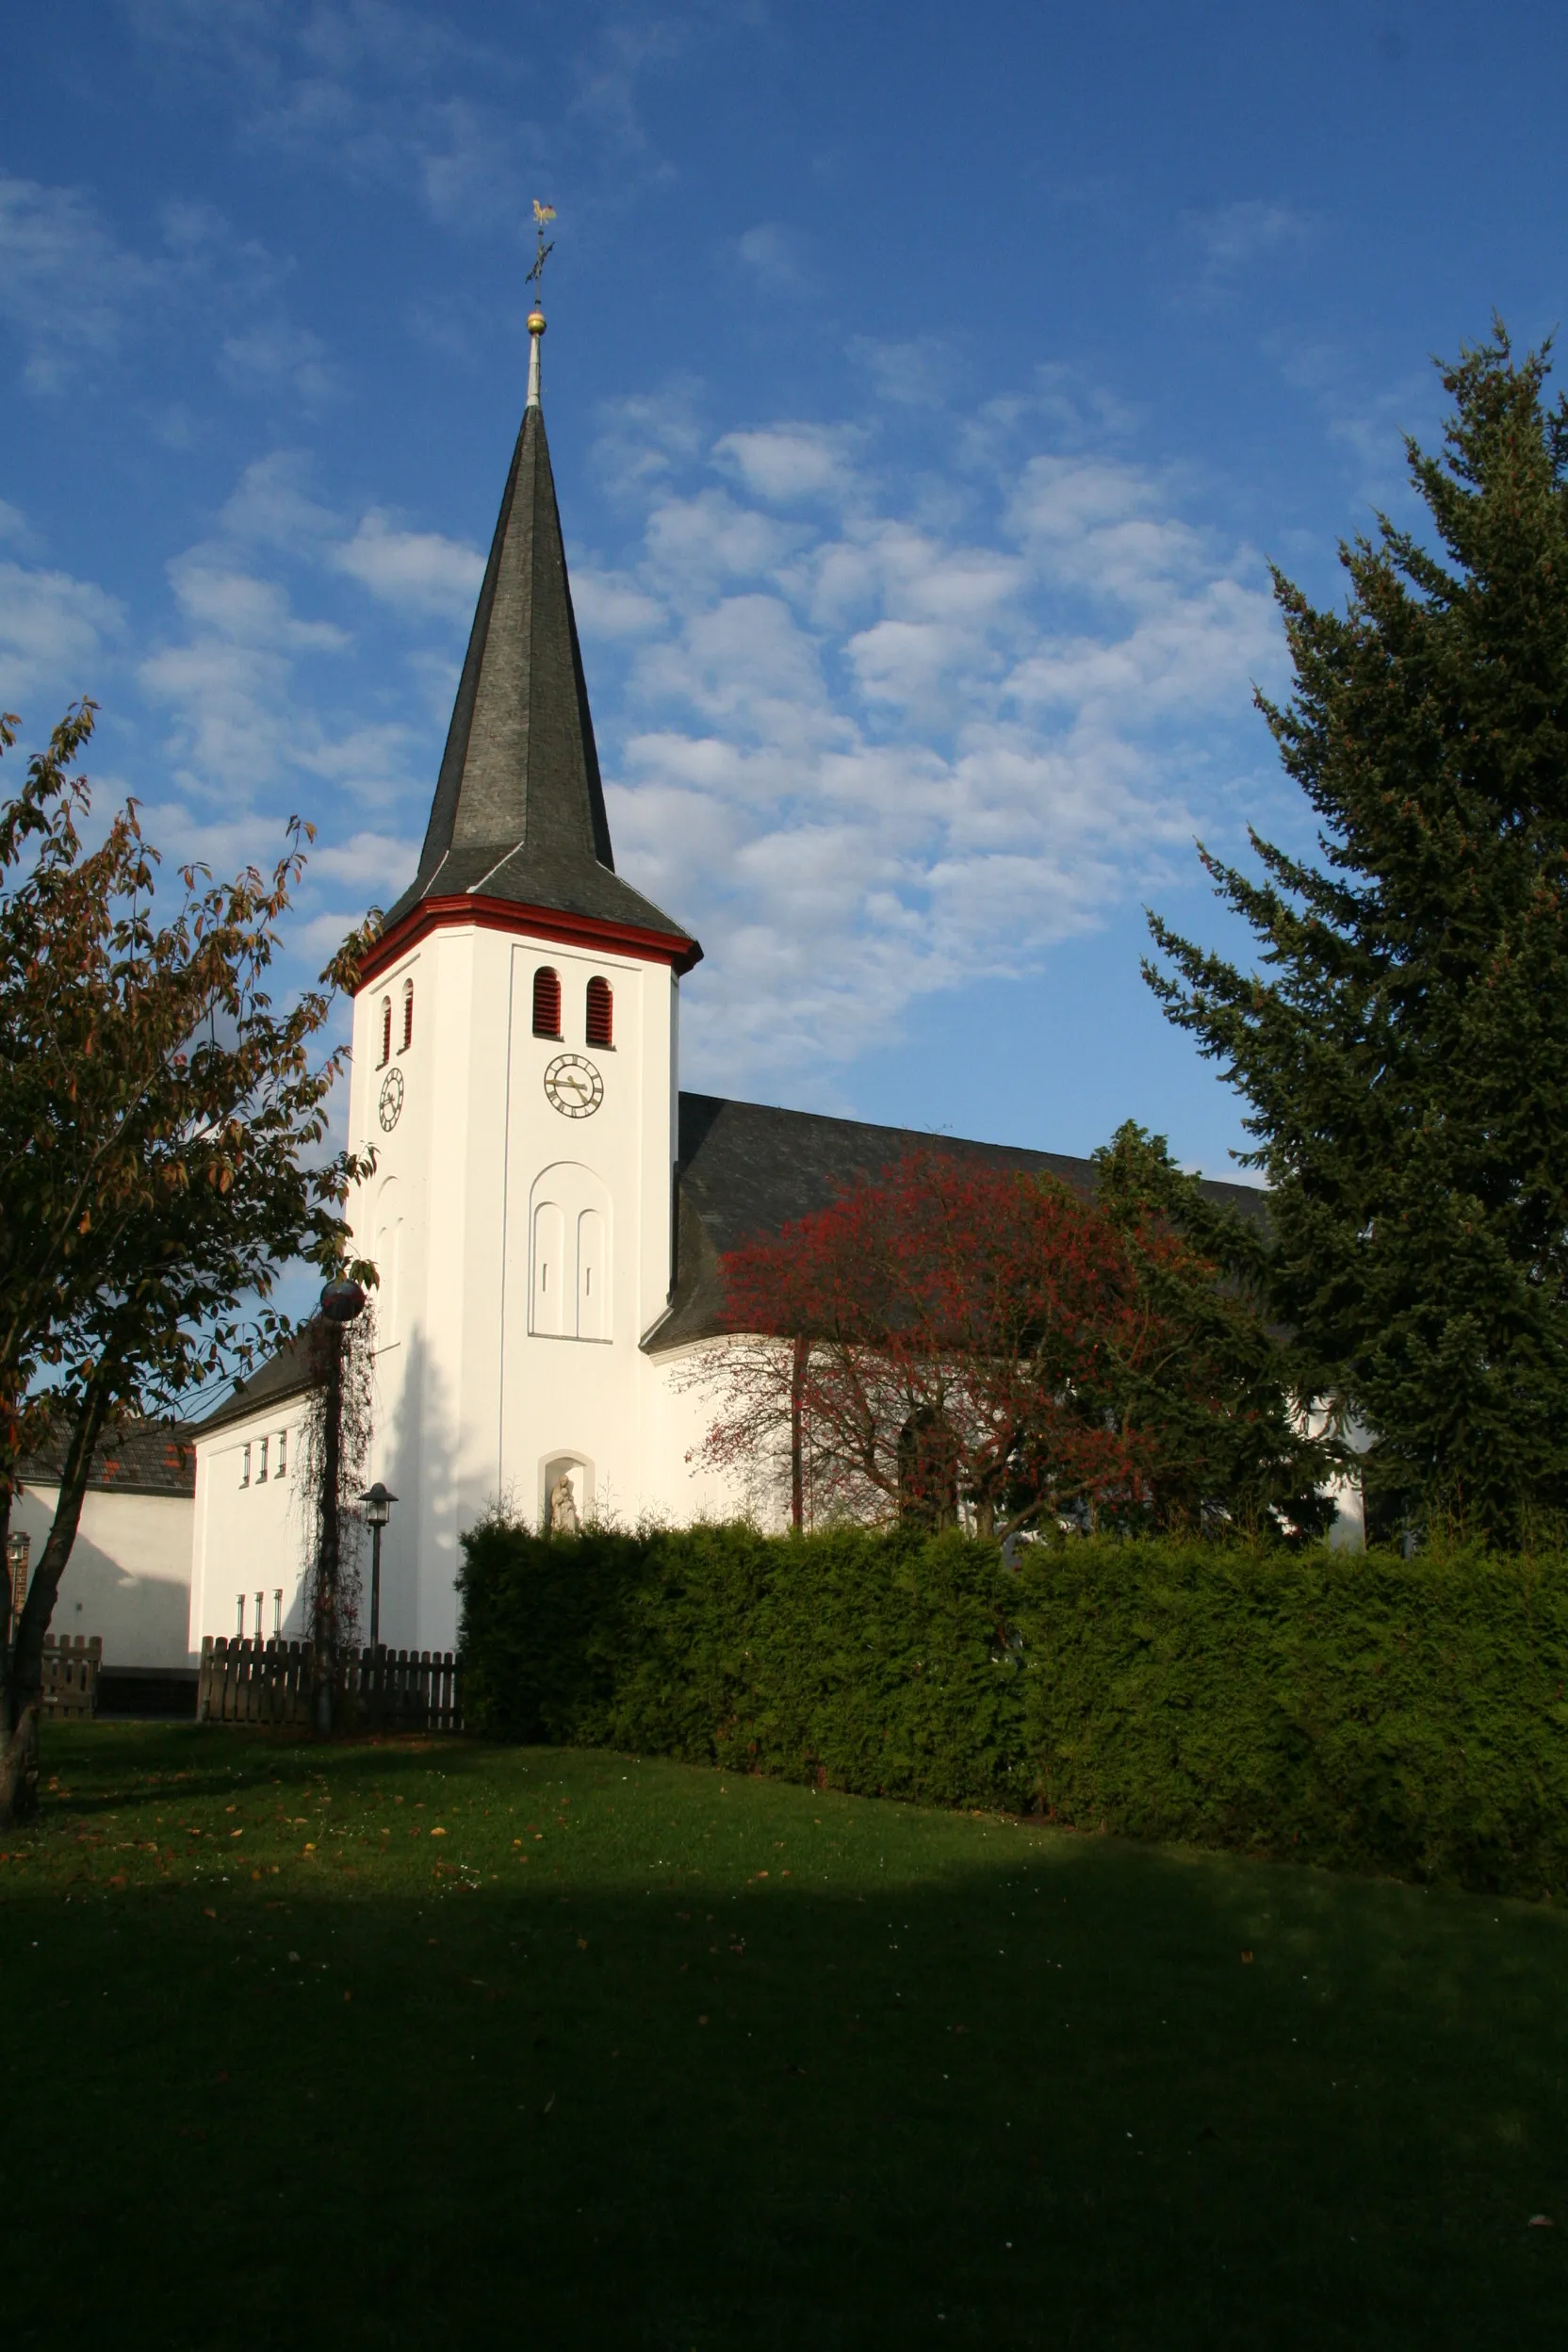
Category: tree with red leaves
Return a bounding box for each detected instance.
[694,1136,1333,1541]
[695,1152,1141,1538]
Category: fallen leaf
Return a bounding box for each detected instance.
[1528,2214,1554,2229]
[1240,1952,1254,1965]
[431,1827,447,1838]
[203,1907,217,1919]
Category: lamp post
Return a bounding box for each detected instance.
[315,1276,366,1736]
[359,1482,397,1650]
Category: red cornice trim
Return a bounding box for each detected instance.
[356,892,704,987]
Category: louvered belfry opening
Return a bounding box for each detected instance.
[379,998,392,1066]
[532,965,562,1037]
[401,977,414,1053]
[585,975,613,1049]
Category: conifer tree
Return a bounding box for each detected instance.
[1147,328,1568,1541]
[1090,1123,1335,1539]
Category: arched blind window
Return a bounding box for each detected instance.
[379,997,392,1066]
[585,976,613,1049]
[400,976,414,1053]
[532,966,562,1037]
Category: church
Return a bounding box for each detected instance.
[181,305,1285,1661]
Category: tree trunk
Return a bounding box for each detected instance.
[790,1336,807,1533]
[0,1380,113,1826]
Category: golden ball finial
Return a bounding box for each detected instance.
[528,309,547,335]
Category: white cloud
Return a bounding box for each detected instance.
[220,320,344,406]
[0,558,124,705]
[0,174,160,391]
[219,451,340,549]
[140,546,351,793]
[127,0,735,231]
[847,335,958,410]
[643,489,802,596]
[333,512,484,619]
[571,570,666,640]
[727,222,812,294]
[715,424,862,506]
[1177,200,1315,305]
[583,387,1282,1090]
[0,171,331,407]
[107,373,1282,1107]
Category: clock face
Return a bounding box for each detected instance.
[378,1067,405,1132]
[544,1053,604,1119]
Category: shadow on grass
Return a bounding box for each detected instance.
[5,1727,1566,2351]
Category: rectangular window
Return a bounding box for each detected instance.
[257,1435,269,1484]
[276,1428,287,1478]
[240,1444,251,1489]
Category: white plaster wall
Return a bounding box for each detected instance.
[14,1484,195,1667]
[346,920,686,1648]
[497,938,677,1537]
[641,1340,791,1530]
[188,1404,313,1648]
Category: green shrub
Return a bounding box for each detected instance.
[457,1518,1568,1899]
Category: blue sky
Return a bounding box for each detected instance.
[4,0,1565,1181]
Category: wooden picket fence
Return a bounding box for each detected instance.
[42,1634,101,1720]
[200,1637,314,1725]
[343,1643,463,1733]
[198,1637,462,1733]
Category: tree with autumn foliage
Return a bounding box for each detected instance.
[0,704,375,1822]
[695,1151,1137,1536]
[693,1140,1332,1542]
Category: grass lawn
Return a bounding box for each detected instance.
[3,1727,1564,2349]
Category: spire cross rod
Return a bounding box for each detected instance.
[527,200,556,311]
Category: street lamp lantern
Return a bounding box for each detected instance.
[320,1277,367,1324]
[6,1528,30,1641]
[362,1481,395,1527]
[359,1482,398,1648]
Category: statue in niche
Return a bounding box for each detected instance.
[548,1471,580,1535]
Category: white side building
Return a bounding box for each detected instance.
[15,1422,196,1671]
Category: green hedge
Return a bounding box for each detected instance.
[457,1519,1568,1899]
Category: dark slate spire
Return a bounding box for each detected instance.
[384,323,694,950]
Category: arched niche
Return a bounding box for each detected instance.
[527,1163,612,1341]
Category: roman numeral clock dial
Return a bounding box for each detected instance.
[544,1054,603,1119]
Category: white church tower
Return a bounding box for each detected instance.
[345,304,702,1651]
